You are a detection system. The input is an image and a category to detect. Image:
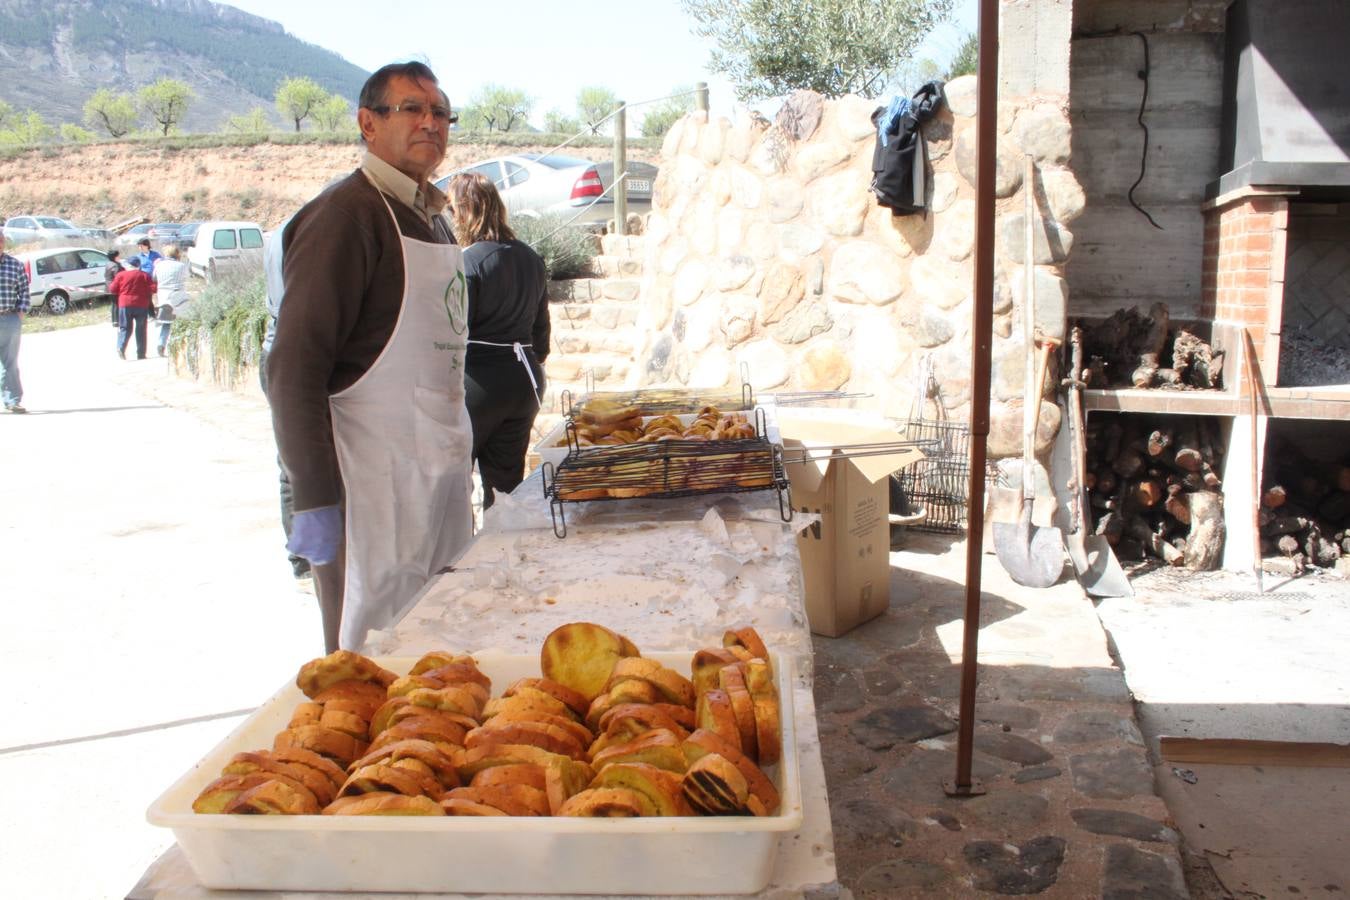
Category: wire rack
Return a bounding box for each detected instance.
[560,382,756,418]
[541,434,792,537]
[892,417,972,534]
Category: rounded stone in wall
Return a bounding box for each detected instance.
[745,221,777,260]
[827,241,906,305]
[831,94,881,143]
[730,165,763,210]
[735,340,791,389]
[661,117,687,160]
[1015,104,1072,165]
[935,197,975,261]
[849,308,912,380]
[720,297,758,348]
[714,255,757,292]
[944,75,977,118]
[792,141,852,183]
[669,155,709,197]
[955,125,1022,197]
[689,345,734,388]
[1002,213,1074,265]
[717,205,748,257]
[725,117,767,163]
[931,341,973,411]
[1010,265,1070,337]
[778,222,826,263]
[799,340,853,390]
[809,169,869,237]
[749,125,792,176]
[688,198,720,257]
[682,303,720,353]
[699,118,727,165]
[659,236,689,275]
[776,90,825,141]
[673,258,709,306]
[769,300,834,345]
[759,260,805,325]
[930,171,960,213]
[645,211,671,247]
[1041,167,1086,225]
[643,332,675,383]
[680,109,708,155]
[924,115,954,164]
[993,262,1014,314]
[910,253,966,310]
[870,202,931,256]
[986,398,1063,459]
[917,305,956,347]
[646,274,675,331]
[707,167,732,207]
[991,335,1027,402]
[765,177,805,223]
[993,312,1013,338]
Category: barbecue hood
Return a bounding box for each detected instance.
[1209,0,1350,199]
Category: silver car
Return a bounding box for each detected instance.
[3,215,88,248]
[434,154,657,229]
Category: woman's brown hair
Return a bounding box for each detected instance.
[447,172,515,245]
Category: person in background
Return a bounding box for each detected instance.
[259,216,311,582]
[446,172,550,509]
[137,238,162,274]
[111,259,156,360]
[104,249,123,326]
[151,243,189,357]
[0,224,30,413]
[267,61,470,653]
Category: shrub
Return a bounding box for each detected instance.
[171,271,268,383]
[512,213,599,281]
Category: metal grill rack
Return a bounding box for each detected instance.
[560,381,756,418]
[541,434,792,537]
[892,418,972,534]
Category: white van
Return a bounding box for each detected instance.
[186,221,265,281]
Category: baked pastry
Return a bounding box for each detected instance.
[348,738,461,790]
[484,687,577,723]
[440,798,509,816]
[268,747,348,794]
[717,665,759,762]
[682,753,750,816]
[296,651,396,699]
[694,689,742,753]
[557,787,650,817]
[691,648,742,696]
[607,657,696,708]
[340,762,441,799]
[273,724,368,768]
[223,777,321,815]
[324,792,444,816]
[540,622,641,703]
[471,763,548,791]
[682,729,779,814]
[443,784,549,817]
[221,750,338,807]
[590,729,687,774]
[366,715,468,751]
[192,773,276,814]
[503,677,590,718]
[466,720,587,760]
[589,762,694,816]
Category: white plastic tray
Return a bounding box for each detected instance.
[147,651,802,895]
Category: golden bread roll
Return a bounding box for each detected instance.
[682,729,779,814]
[557,787,650,817]
[325,792,444,816]
[540,622,640,704]
[589,762,693,816]
[408,650,476,677]
[269,747,348,793]
[366,715,468,751]
[691,648,742,696]
[682,754,750,816]
[694,689,742,753]
[318,708,370,741]
[192,773,275,814]
[466,720,587,760]
[577,400,642,425]
[385,674,444,698]
[421,661,492,692]
[455,742,575,781]
[440,798,509,816]
[312,679,388,715]
[222,751,337,807]
[340,762,441,799]
[544,757,595,815]
[608,658,697,708]
[717,665,759,762]
[598,703,692,743]
[590,729,687,774]
[288,702,323,728]
[484,687,577,722]
[723,627,770,665]
[653,702,697,731]
[348,739,461,790]
[471,763,548,791]
[273,725,367,768]
[503,677,590,718]
[406,684,485,719]
[444,783,549,817]
[296,651,395,699]
[223,777,321,815]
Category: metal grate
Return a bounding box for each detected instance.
[541,437,792,537]
[561,383,755,418]
[891,418,972,534]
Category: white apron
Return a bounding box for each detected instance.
[330,181,473,650]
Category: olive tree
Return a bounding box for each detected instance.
[680,0,955,100]
[576,86,619,135]
[139,78,194,136]
[0,110,55,146]
[313,94,352,132]
[543,108,581,135]
[640,87,694,138]
[275,76,329,132]
[468,84,532,132]
[224,107,271,134]
[83,88,138,138]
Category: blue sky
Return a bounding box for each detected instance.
[219,0,977,130]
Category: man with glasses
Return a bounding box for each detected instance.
[266,61,472,653]
[0,224,30,413]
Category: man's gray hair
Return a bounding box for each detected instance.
[358,61,439,110]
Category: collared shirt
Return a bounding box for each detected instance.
[360,151,448,229]
[0,252,31,314]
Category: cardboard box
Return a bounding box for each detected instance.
[777,410,924,638]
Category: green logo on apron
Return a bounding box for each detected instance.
[444,270,467,335]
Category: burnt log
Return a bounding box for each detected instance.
[1173,421,1203,472]
[1183,490,1225,570]
[1147,427,1173,457]
[1171,329,1225,389]
[1132,478,1165,508]
[1164,484,1191,525]
[1127,516,1184,565]
[1261,515,1312,537]
[1262,484,1287,510]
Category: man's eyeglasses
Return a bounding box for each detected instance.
[371,101,458,126]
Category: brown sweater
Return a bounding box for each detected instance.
[267,169,455,512]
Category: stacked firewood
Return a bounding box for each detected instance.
[1259,434,1349,574]
[1079,303,1225,390]
[1084,413,1226,569]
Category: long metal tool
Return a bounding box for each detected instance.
[1241,329,1264,594]
[946,0,999,799]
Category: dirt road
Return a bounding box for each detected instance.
[0,323,321,898]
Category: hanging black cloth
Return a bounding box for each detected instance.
[870,80,946,215]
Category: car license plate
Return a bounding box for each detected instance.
[625,178,651,194]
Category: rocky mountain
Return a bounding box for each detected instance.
[0,0,368,133]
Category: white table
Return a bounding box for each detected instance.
[131,481,837,898]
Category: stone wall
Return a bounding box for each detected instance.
[630,76,1084,456]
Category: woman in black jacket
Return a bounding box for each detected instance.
[446,173,551,509]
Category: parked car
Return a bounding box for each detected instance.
[78,225,117,247]
[433,154,657,229]
[14,246,118,314]
[175,222,200,249]
[3,215,89,248]
[114,223,155,253]
[149,222,183,244]
[114,222,182,253]
[186,221,265,281]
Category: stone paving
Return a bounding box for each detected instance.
[813,531,1189,898]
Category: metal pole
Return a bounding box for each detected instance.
[613,100,627,236]
[695,82,709,113]
[945,0,1000,799]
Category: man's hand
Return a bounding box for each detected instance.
[289,505,343,565]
